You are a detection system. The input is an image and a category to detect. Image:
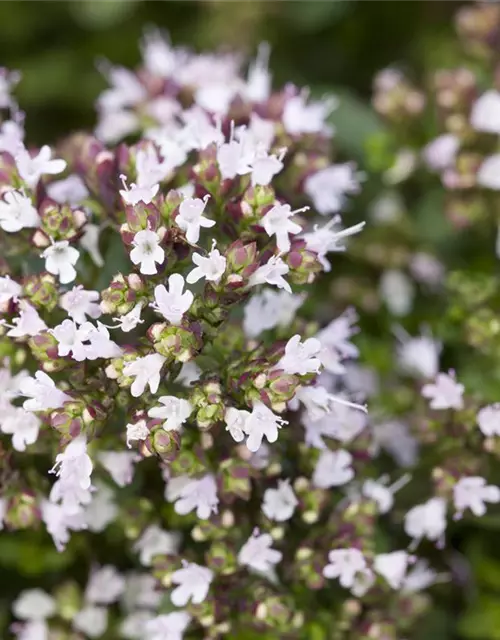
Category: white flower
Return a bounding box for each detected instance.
[0,119,24,155]
[282,93,336,136]
[422,134,459,171]
[276,334,322,376]
[98,451,137,487]
[170,562,214,607]
[175,195,214,244]
[167,474,218,519]
[51,319,88,360]
[244,43,272,102]
[130,229,164,275]
[123,353,166,397]
[251,148,285,186]
[323,548,368,590]
[313,449,354,488]
[421,371,464,410]
[470,90,500,133]
[379,269,414,316]
[477,404,500,437]
[316,308,359,374]
[304,163,360,214]
[372,420,419,468]
[121,611,151,640]
[80,223,104,267]
[15,144,66,188]
[6,301,47,338]
[73,606,108,638]
[1,407,40,452]
[0,275,22,305]
[119,173,159,206]
[136,144,173,188]
[175,362,201,387]
[404,497,447,542]
[301,392,367,446]
[42,240,80,284]
[186,245,226,284]
[83,482,118,533]
[80,321,122,359]
[262,480,298,522]
[261,203,305,252]
[302,217,365,272]
[126,419,150,448]
[374,551,413,589]
[13,590,56,620]
[40,500,87,551]
[238,531,282,572]
[122,572,162,611]
[151,274,193,324]
[248,255,291,293]
[396,329,441,380]
[20,371,70,412]
[402,559,441,593]
[144,612,191,640]
[134,525,180,566]
[85,566,126,605]
[243,289,305,338]
[96,109,139,144]
[111,302,144,333]
[98,64,147,111]
[244,402,288,452]
[47,174,89,205]
[217,136,253,180]
[224,407,250,442]
[59,286,101,324]
[49,436,93,516]
[0,189,39,232]
[453,476,500,518]
[477,154,500,190]
[17,620,49,640]
[409,252,445,288]
[148,396,193,431]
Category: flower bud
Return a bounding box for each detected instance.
[146,425,181,462]
[285,240,322,285]
[205,540,237,575]
[22,272,59,311]
[148,322,202,362]
[100,273,141,315]
[28,331,68,372]
[33,201,86,246]
[4,491,39,529]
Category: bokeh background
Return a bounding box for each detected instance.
[7,2,500,639]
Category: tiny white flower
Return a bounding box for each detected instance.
[6,301,47,338]
[422,134,459,172]
[47,174,89,205]
[248,255,291,293]
[262,480,298,522]
[303,217,365,272]
[477,404,500,437]
[134,525,180,566]
[477,154,500,190]
[123,353,167,397]
[51,319,89,360]
[167,474,219,520]
[80,223,104,267]
[404,497,447,543]
[244,402,288,452]
[304,163,360,215]
[111,302,144,333]
[20,371,71,412]
[175,361,201,387]
[224,407,250,443]
[136,144,173,188]
[83,482,118,533]
[98,451,137,487]
[122,572,162,611]
[121,611,151,640]
[175,195,214,244]
[85,566,126,605]
[151,274,193,324]
[238,531,282,573]
[12,589,56,620]
[313,449,354,488]
[283,93,336,137]
[16,144,66,189]
[126,419,150,448]
[261,203,305,252]
[276,334,322,376]
[402,559,442,593]
[170,561,214,607]
[119,174,159,206]
[379,269,414,317]
[73,606,108,638]
[0,119,24,155]
[251,149,285,186]
[453,476,500,518]
[186,245,226,284]
[316,308,359,374]
[421,371,464,410]
[0,189,39,232]
[372,420,419,468]
[243,289,306,338]
[148,396,193,431]
[42,240,80,284]
[470,90,500,134]
[144,612,191,640]
[217,136,253,181]
[59,286,101,325]
[395,328,441,380]
[0,275,22,305]
[130,229,164,275]
[1,407,40,452]
[323,548,368,590]
[374,551,413,589]
[301,392,367,447]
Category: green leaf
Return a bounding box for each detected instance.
[459,595,500,639]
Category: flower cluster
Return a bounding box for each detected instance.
[2,6,500,639]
